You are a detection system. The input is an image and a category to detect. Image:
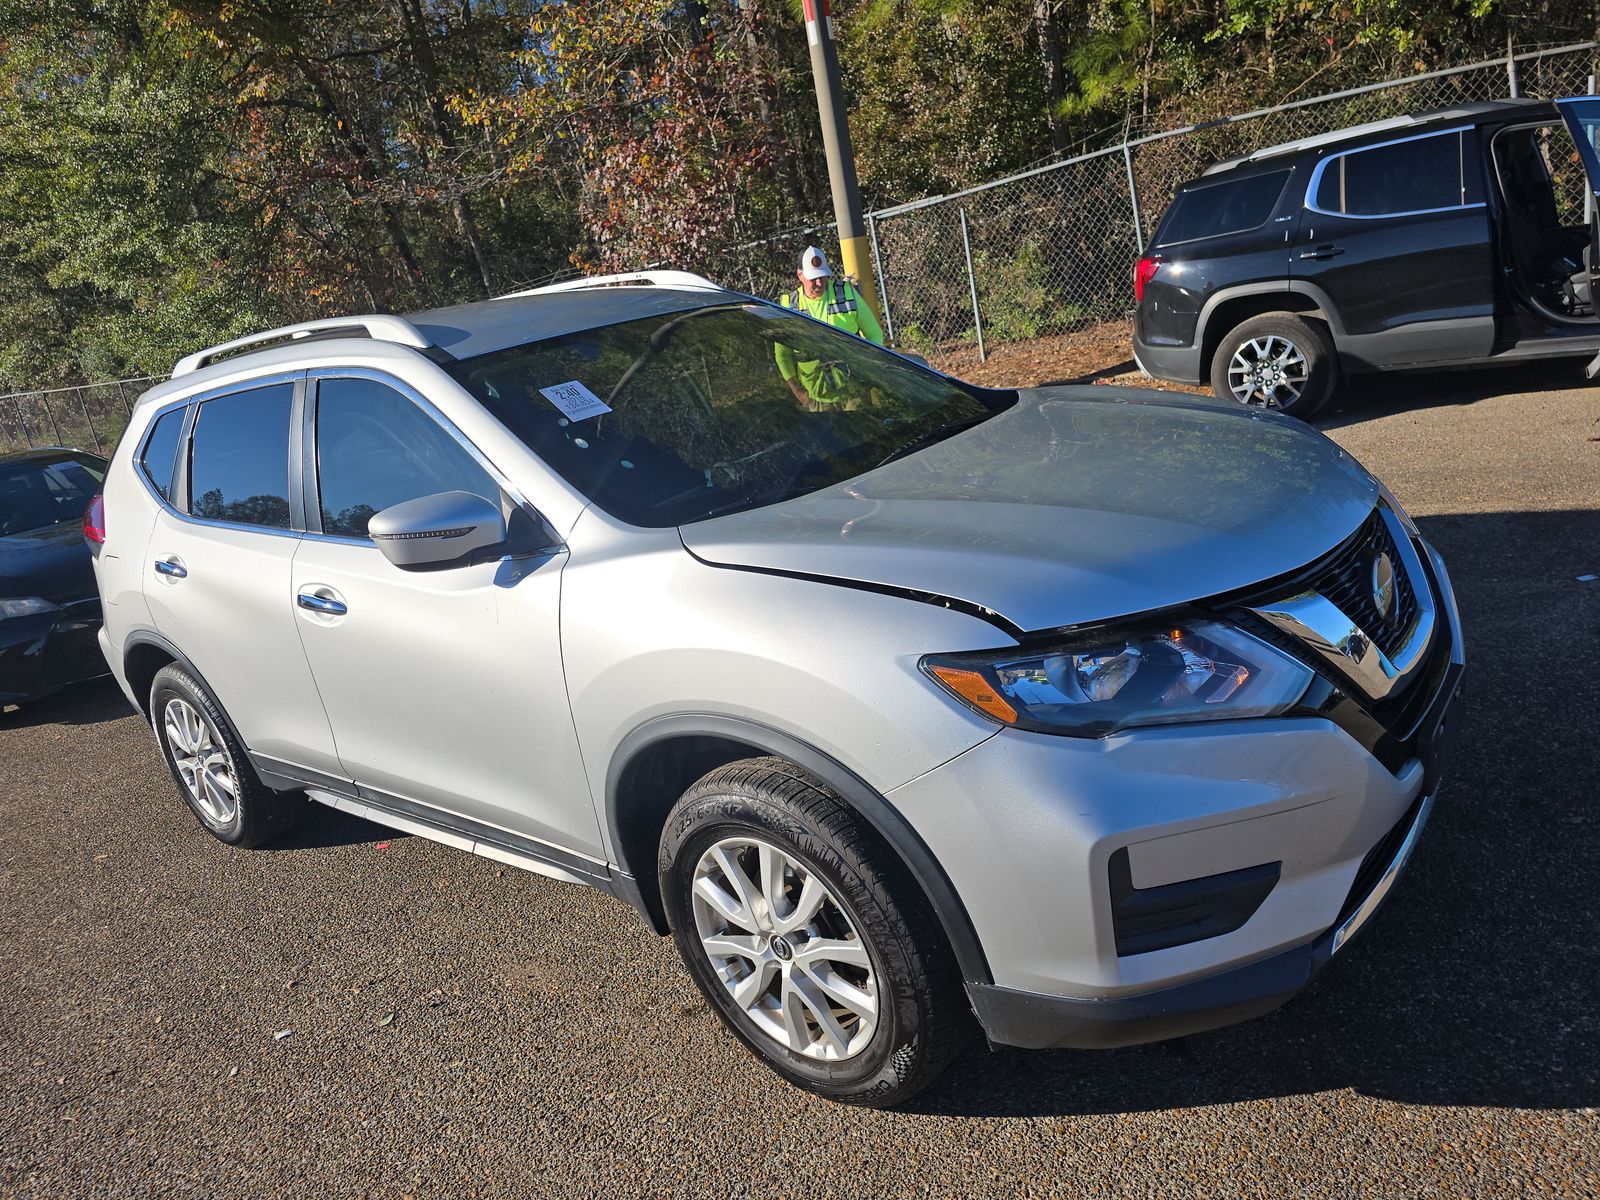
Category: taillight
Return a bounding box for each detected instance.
[1134,254,1162,303]
[83,494,105,548]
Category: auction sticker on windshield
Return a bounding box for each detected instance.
[539,380,612,422]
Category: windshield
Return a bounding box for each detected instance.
[446,303,1012,527]
[0,454,106,536]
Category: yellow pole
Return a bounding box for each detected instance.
[802,0,883,327]
[837,234,881,322]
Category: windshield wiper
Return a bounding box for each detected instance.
[693,483,819,523]
[874,412,992,469]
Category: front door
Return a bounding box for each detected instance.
[1292,125,1497,367]
[1556,98,1600,305]
[288,372,603,865]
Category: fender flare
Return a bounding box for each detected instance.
[123,629,223,720]
[606,713,994,986]
[1195,279,1348,359]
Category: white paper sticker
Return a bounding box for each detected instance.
[538,380,612,422]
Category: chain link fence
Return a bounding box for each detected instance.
[5,40,1598,456]
[719,39,1600,362]
[0,378,166,458]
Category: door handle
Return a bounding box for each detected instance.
[1299,244,1345,260]
[153,559,187,579]
[296,592,348,616]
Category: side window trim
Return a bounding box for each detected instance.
[1305,126,1486,220]
[304,366,546,547]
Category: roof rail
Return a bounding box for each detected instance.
[171,315,433,377]
[498,270,725,300]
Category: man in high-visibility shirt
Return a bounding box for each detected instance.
[774,245,885,409]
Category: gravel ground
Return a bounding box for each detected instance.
[2,363,1598,1198]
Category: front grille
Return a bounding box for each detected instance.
[1304,508,1419,659]
[1224,505,1455,777]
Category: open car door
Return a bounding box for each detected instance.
[1555,97,1600,373]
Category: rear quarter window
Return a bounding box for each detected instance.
[138,406,186,502]
[1156,170,1292,245]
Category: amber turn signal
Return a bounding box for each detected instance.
[926,664,1019,725]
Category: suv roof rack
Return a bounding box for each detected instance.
[498,270,725,300]
[171,315,434,378]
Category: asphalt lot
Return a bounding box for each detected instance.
[3,360,1598,1198]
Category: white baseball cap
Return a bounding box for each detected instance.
[798,246,832,280]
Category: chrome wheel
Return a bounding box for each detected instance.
[1226,335,1307,408]
[691,836,878,1062]
[162,697,237,825]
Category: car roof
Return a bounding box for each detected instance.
[406,285,739,362]
[143,276,753,403]
[1201,98,1556,177]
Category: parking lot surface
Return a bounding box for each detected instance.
[3,363,1598,1198]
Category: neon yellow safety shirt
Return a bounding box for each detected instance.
[773,277,886,405]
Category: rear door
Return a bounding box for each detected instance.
[1292,126,1497,366]
[143,377,341,775]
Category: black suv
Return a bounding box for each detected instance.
[1133,97,1600,417]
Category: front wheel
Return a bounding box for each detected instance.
[1210,312,1336,419]
[658,758,970,1107]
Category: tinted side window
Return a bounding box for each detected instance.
[139,407,185,502]
[1315,132,1465,216]
[188,384,293,529]
[1157,170,1291,244]
[314,377,499,538]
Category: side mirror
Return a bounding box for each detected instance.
[369,491,508,570]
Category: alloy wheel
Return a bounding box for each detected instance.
[690,836,878,1062]
[1226,335,1308,408]
[162,697,238,825]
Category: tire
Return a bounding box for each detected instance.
[1209,312,1336,419]
[149,663,303,848]
[658,757,970,1107]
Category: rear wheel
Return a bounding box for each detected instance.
[1210,312,1336,419]
[659,757,970,1107]
[150,663,303,848]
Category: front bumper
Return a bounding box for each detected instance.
[968,787,1440,1048]
[0,599,106,705]
[890,539,1464,1050]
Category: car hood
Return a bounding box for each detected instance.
[0,520,96,606]
[678,386,1378,635]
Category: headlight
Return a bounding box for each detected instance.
[0,596,60,620]
[921,620,1314,737]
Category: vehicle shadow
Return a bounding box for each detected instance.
[911,508,1600,1117]
[1315,358,1591,430]
[265,804,408,852]
[0,676,137,729]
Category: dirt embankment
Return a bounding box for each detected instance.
[926,318,1207,395]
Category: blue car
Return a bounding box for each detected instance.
[1,447,109,708]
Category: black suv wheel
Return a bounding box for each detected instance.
[1210,312,1336,419]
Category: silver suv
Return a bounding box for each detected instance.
[90,271,1464,1106]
